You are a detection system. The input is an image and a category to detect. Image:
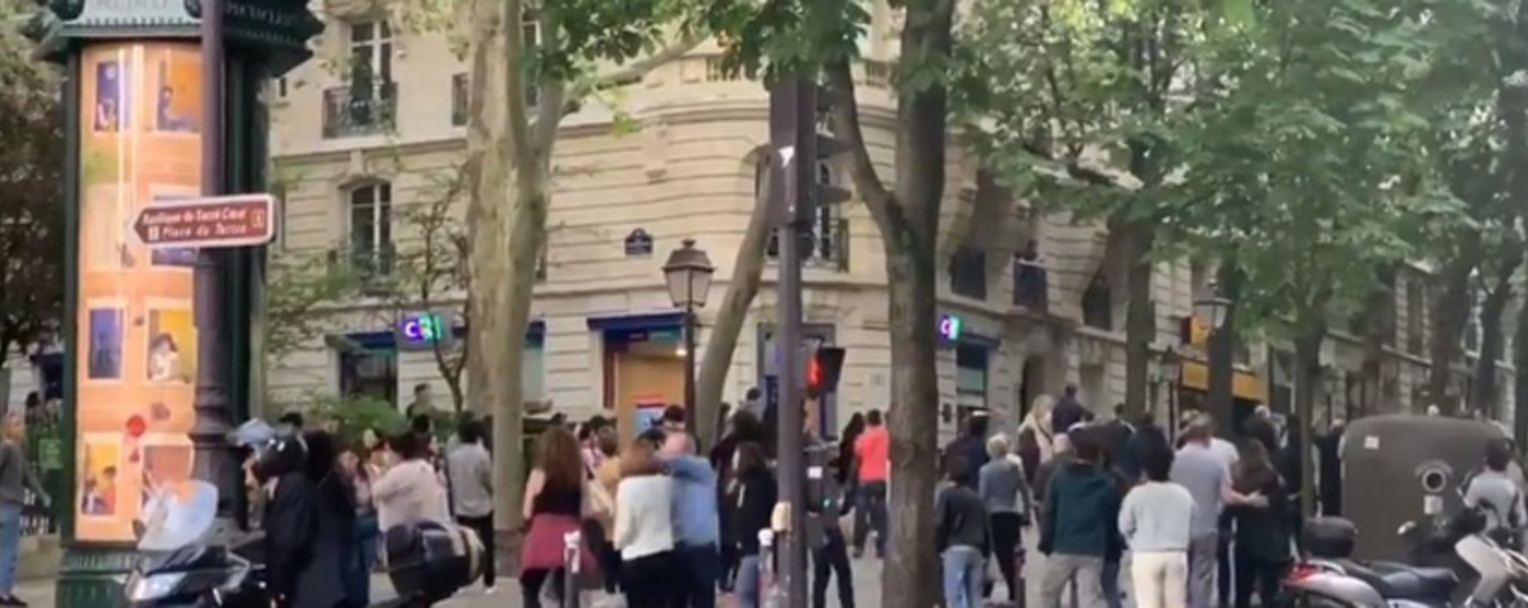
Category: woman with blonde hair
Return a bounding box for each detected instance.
[1020,395,1056,460]
[615,441,677,607]
[519,426,590,607]
[0,413,46,606]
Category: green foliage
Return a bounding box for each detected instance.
[1172,0,1458,326]
[0,7,65,360]
[301,394,405,447]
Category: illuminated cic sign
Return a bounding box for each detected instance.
[938,314,964,341]
[396,313,452,350]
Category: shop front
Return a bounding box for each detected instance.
[592,312,686,439]
[1177,359,1268,434]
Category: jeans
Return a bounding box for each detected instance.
[346,512,380,606]
[853,480,888,555]
[1038,554,1105,608]
[1131,551,1188,608]
[1232,554,1285,608]
[0,502,20,595]
[812,530,854,608]
[988,512,1024,601]
[1187,534,1219,608]
[1459,535,1510,606]
[675,543,719,608]
[941,546,985,608]
[1102,560,1123,608]
[735,554,762,608]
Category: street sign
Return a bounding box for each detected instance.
[133,193,276,249]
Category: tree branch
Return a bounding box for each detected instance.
[556,34,705,120]
[825,59,896,225]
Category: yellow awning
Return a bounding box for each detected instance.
[1180,360,1267,403]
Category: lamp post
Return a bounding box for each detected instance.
[663,239,715,427]
[1160,349,1182,440]
[1194,295,1234,435]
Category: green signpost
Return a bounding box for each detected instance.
[22,1,320,605]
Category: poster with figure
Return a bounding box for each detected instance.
[75,43,203,543]
[94,60,127,132]
[86,307,124,381]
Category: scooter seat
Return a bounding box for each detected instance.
[1339,561,1457,601]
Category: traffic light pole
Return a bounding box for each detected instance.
[770,74,816,608]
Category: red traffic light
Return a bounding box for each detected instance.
[807,347,846,396]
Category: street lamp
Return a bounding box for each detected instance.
[1194,296,1232,330]
[1160,349,1182,439]
[663,239,715,427]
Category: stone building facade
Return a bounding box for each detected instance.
[264,10,1515,438]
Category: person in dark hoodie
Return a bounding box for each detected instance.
[261,430,355,608]
[725,441,776,608]
[1038,428,1117,608]
[943,414,991,488]
[937,456,990,608]
[1050,385,1088,436]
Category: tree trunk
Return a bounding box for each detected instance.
[1123,222,1155,421]
[694,157,775,447]
[1356,268,1395,419]
[1428,251,1478,410]
[1293,303,1328,519]
[881,239,941,608]
[1471,249,1521,415]
[1515,285,1528,446]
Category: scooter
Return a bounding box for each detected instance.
[124,480,485,608]
[1283,516,1527,607]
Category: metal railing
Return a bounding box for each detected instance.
[322,82,398,139]
[767,218,850,271]
[1013,258,1048,312]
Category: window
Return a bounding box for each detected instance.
[338,349,398,407]
[323,20,396,138]
[949,246,987,300]
[348,182,394,277]
[955,346,988,399]
[451,11,540,127]
[1013,241,1047,310]
[274,77,288,99]
[766,160,848,270]
[1081,273,1112,330]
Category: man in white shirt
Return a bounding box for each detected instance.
[447,419,495,592]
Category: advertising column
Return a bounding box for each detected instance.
[74,43,204,543]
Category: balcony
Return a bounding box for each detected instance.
[767,218,849,271]
[327,243,397,296]
[1013,257,1048,313]
[322,82,397,139]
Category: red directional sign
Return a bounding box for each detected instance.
[134,194,277,249]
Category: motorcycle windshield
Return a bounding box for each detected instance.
[137,480,218,552]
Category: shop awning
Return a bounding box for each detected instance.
[1180,360,1267,403]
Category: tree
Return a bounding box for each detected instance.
[453,0,703,534]
[694,154,775,446]
[958,0,1220,422]
[0,5,65,364]
[1178,0,1451,516]
[263,166,494,417]
[702,0,958,602]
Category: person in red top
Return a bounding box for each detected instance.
[851,409,890,557]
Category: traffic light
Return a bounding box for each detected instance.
[806,347,846,397]
[767,78,852,228]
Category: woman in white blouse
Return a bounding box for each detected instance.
[371,431,450,530]
[614,441,677,608]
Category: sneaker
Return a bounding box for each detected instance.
[1,596,27,607]
[483,586,497,595]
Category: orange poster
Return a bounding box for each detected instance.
[75,43,204,543]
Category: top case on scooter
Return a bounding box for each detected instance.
[382,521,484,602]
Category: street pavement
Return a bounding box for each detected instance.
[12,533,1096,607]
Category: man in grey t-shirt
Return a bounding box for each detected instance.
[1170,419,1261,608]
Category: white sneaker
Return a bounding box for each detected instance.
[483,586,497,595]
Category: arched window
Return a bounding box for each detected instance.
[348,181,393,276]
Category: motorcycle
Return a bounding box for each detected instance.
[1282,516,1528,607]
[124,479,486,608]
[123,480,263,607]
